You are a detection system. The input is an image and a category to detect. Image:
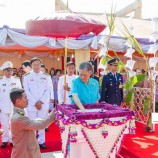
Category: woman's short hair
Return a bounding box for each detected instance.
[79,62,94,74]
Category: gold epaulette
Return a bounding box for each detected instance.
[44,72,50,76]
[18,111,25,116]
[0,76,3,80]
[14,76,20,79]
[23,72,30,76]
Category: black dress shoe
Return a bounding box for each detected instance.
[45,128,49,132]
[36,134,39,139]
[39,143,47,149]
[146,126,153,132]
[1,142,7,148]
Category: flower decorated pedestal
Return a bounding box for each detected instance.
[56,103,135,158]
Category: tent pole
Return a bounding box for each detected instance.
[152,51,156,131]
[64,36,68,103]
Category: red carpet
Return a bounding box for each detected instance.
[119,122,158,158]
[0,121,62,158]
[1,121,158,158]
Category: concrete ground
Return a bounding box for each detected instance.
[41,151,63,158]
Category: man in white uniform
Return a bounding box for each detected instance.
[23,58,50,149]
[58,62,77,104]
[41,64,54,105]
[22,60,32,73]
[41,63,54,132]
[0,61,21,148]
[21,60,32,88]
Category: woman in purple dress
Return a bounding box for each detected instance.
[155,76,158,103]
[50,67,55,78]
[52,69,62,106]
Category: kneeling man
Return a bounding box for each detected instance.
[10,88,56,158]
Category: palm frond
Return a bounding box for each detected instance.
[118,22,146,59]
[106,4,117,35]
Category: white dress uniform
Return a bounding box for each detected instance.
[48,75,54,110]
[0,76,21,143]
[0,76,1,124]
[23,70,50,144]
[58,74,77,104]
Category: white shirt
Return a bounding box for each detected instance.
[23,70,50,111]
[58,74,77,104]
[0,76,22,113]
[48,75,54,100]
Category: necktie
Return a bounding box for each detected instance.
[114,74,117,81]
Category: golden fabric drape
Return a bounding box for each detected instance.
[75,49,90,72]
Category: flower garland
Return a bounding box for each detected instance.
[56,104,136,158]
[110,124,127,155]
[56,111,135,130]
[81,128,99,158]
[69,125,78,143]
[56,103,135,121]
[58,121,65,134]
[129,120,136,134]
[59,119,133,158]
[102,130,108,139]
[69,131,77,143]
[64,127,70,158]
[80,124,128,158]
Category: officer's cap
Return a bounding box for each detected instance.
[0,61,13,71]
[108,58,119,66]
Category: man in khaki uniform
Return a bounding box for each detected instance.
[10,88,56,158]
